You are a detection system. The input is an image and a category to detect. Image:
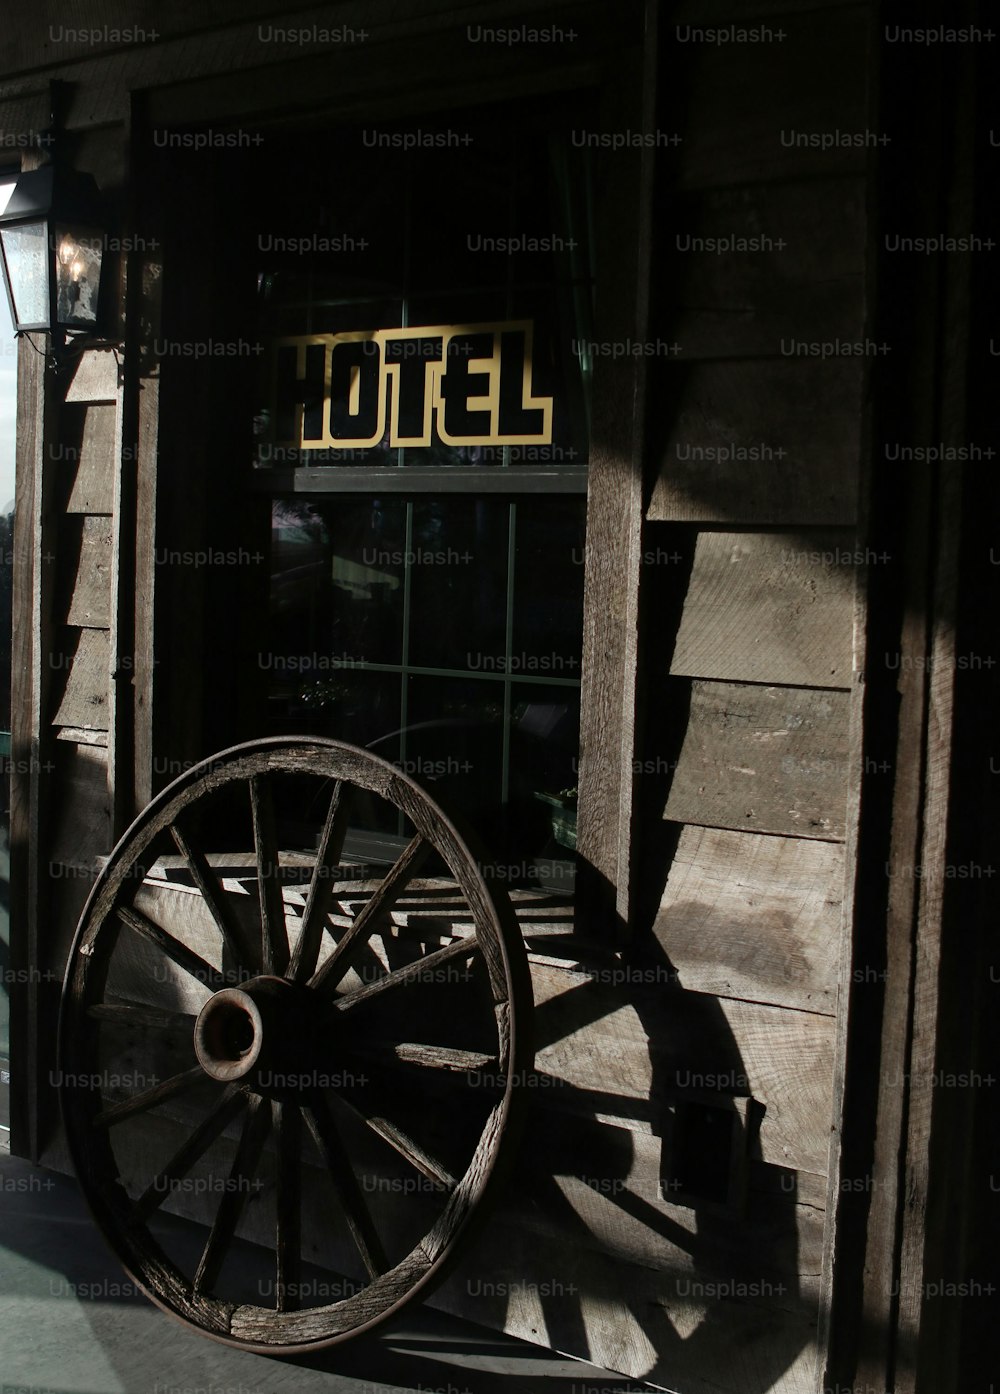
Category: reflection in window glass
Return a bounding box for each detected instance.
[254,97,595,471]
[266,495,584,886]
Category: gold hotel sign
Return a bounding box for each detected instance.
[270,320,554,449]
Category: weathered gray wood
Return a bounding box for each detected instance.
[48,742,112,871]
[662,681,851,841]
[124,146,163,821]
[647,362,863,525]
[65,347,119,403]
[435,1210,822,1394]
[61,404,116,514]
[9,328,59,1160]
[658,177,866,362]
[667,4,871,190]
[62,515,113,627]
[670,531,856,687]
[54,725,108,745]
[575,18,655,939]
[51,626,110,730]
[654,826,843,1012]
[530,962,837,1175]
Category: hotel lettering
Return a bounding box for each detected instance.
[271,320,554,449]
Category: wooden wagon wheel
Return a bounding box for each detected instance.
[58,737,534,1353]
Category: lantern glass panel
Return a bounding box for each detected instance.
[53,225,102,328]
[0,222,48,327]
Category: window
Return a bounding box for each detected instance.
[253,97,595,888]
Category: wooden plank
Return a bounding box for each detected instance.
[65,347,119,403]
[61,403,116,514]
[54,725,108,745]
[530,961,836,1175]
[60,515,113,627]
[666,5,871,190]
[670,531,856,687]
[658,177,866,361]
[50,626,110,730]
[122,121,162,821]
[662,681,851,841]
[654,826,843,1012]
[647,361,863,525]
[575,16,654,938]
[8,327,59,1161]
[48,742,112,871]
[506,1112,826,1277]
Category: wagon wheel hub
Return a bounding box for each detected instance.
[193,976,330,1093]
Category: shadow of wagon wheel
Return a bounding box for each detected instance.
[431,926,815,1394]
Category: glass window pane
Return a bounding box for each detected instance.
[53,224,102,326]
[405,672,505,846]
[407,498,509,670]
[0,222,48,326]
[511,496,586,668]
[254,95,595,472]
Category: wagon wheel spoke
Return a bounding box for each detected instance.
[310,833,431,995]
[249,774,289,975]
[117,905,227,993]
[274,1099,302,1311]
[135,1086,249,1220]
[94,1065,207,1129]
[358,1041,497,1073]
[334,935,480,1014]
[170,819,256,974]
[288,780,350,984]
[193,1092,272,1294]
[87,1000,198,1035]
[335,1089,456,1192]
[303,1094,388,1280]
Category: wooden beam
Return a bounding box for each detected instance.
[575,4,656,938]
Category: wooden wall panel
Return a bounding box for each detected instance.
[48,743,111,872]
[59,515,113,628]
[670,532,855,687]
[662,681,850,841]
[654,826,842,1014]
[647,361,863,525]
[532,962,836,1175]
[50,626,110,730]
[61,404,116,515]
[65,347,119,404]
[657,177,866,361]
[668,5,870,190]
